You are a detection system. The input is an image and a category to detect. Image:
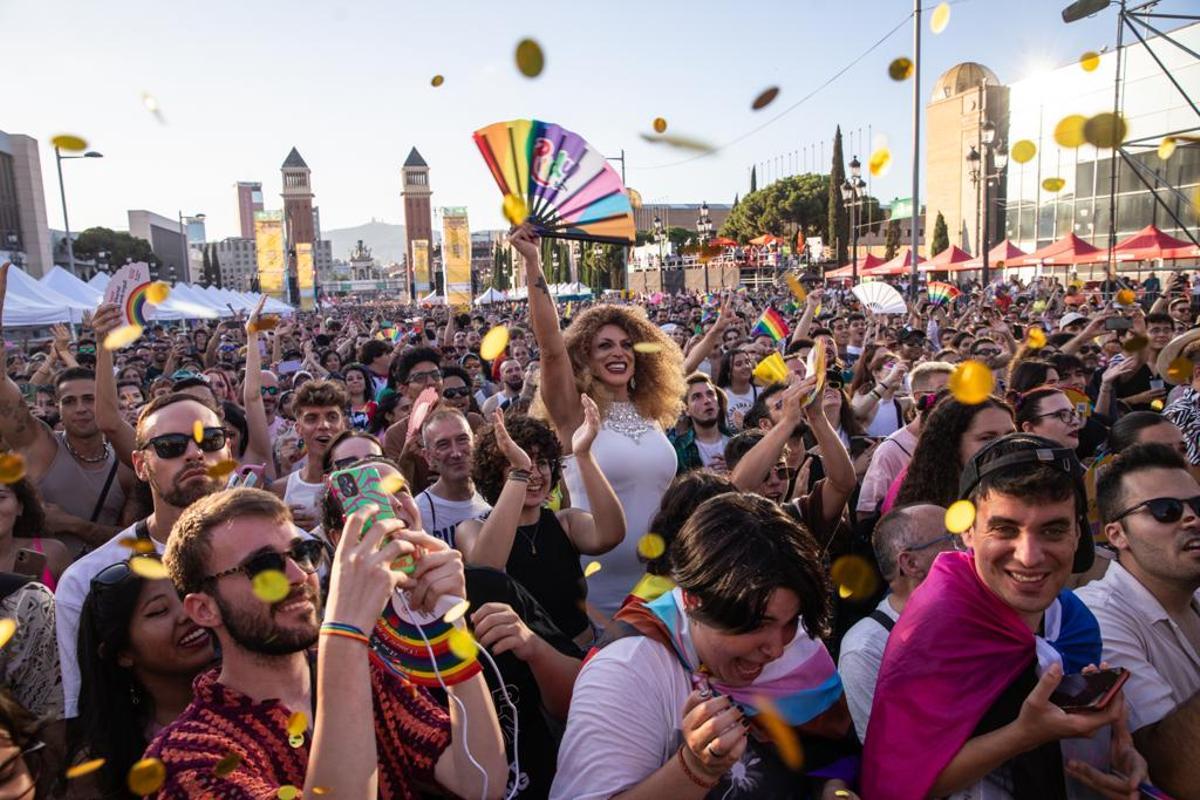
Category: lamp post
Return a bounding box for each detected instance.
[840,156,867,282]
[96,249,109,277]
[652,214,666,269]
[54,148,103,276]
[966,121,1008,288]
[697,201,714,292]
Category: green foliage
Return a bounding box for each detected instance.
[932,211,950,256]
[201,245,212,286]
[210,244,222,288]
[750,166,757,194]
[72,227,157,269]
[884,219,902,261]
[828,126,848,266]
[718,173,832,244]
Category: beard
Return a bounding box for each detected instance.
[692,412,718,430]
[150,468,222,509]
[215,585,320,656]
[504,378,524,393]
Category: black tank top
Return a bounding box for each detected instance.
[507,508,590,639]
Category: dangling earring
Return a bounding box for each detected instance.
[129,683,141,706]
[629,375,637,393]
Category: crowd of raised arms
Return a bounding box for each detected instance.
[1,224,1199,799]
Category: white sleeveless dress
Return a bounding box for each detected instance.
[562,401,677,620]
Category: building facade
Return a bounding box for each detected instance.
[212,237,258,291]
[281,148,315,251]
[128,209,188,282]
[401,147,433,284]
[236,182,263,239]
[0,131,53,276]
[633,203,732,234]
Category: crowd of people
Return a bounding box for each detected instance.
[0,224,1198,798]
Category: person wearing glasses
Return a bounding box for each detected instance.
[411,409,492,548]
[54,392,231,719]
[838,503,960,742]
[438,364,484,425]
[1077,443,1200,797]
[1014,387,1083,452]
[149,488,507,799]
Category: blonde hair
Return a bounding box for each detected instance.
[533,304,685,430]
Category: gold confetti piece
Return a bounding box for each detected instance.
[252,570,290,603]
[930,1,951,33]
[653,117,668,134]
[637,533,666,560]
[945,499,976,533]
[1159,136,1177,160]
[1122,333,1149,353]
[142,92,160,113]
[480,326,510,361]
[831,555,878,601]
[1010,140,1036,165]
[1116,288,1136,305]
[752,86,780,111]
[948,360,995,404]
[213,752,241,777]
[443,598,471,624]
[379,473,407,495]
[448,627,478,660]
[0,618,14,650]
[128,557,169,580]
[104,323,143,350]
[888,57,914,81]
[431,74,444,87]
[126,758,167,795]
[206,459,239,479]
[146,281,170,304]
[1167,356,1194,384]
[869,148,892,178]
[1151,398,1165,411]
[633,342,663,353]
[248,314,280,333]
[193,419,205,444]
[1084,112,1127,149]
[286,711,307,737]
[628,188,643,209]
[118,537,156,554]
[288,733,305,749]
[515,38,545,77]
[637,132,716,154]
[51,134,88,152]
[0,452,26,484]
[753,695,804,770]
[584,561,602,577]
[1042,177,1066,193]
[67,758,106,779]
[1054,115,1087,148]
[502,194,528,226]
[1080,51,1101,72]
[313,789,330,796]
[1026,327,1047,349]
[277,786,300,800]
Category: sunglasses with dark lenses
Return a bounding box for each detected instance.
[141,427,227,459]
[442,386,472,399]
[1113,495,1200,524]
[206,538,325,583]
[260,386,280,396]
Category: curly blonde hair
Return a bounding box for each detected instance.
[532,304,685,430]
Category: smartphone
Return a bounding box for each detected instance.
[227,464,265,490]
[13,548,45,579]
[328,465,414,574]
[1105,317,1133,331]
[1049,667,1130,713]
[1150,378,1165,391]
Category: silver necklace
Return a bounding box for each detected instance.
[605,401,652,443]
[66,436,110,465]
[517,521,539,556]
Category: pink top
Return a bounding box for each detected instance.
[29,538,56,591]
[879,465,908,515]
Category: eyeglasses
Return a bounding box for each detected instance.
[1112,495,1200,524]
[205,538,325,583]
[905,533,963,553]
[139,427,227,459]
[408,368,442,384]
[260,386,280,397]
[973,348,1001,357]
[825,380,844,391]
[768,464,790,481]
[1078,346,1101,355]
[1036,409,1082,426]
[442,386,471,399]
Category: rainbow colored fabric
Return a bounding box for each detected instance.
[370,601,481,688]
[751,307,790,342]
[926,281,960,307]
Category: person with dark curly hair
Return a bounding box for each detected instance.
[0,476,68,589]
[268,379,348,531]
[341,362,377,431]
[457,401,624,644]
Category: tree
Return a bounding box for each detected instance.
[932,211,950,256]
[201,245,212,286]
[72,227,157,270]
[210,244,223,288]
[719,173,833,245]
[884,218,902,261]
[828,125,848,266]
[666,227,691,251]
[750,166,757,194]
[733,193,740,209]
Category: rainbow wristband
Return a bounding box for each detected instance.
[320,621,370,646]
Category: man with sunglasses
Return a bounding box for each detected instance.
[55,392,232,718]
[839,503,960,742]
[1077,443,1200,796]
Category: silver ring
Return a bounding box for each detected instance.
[706,742,723,758]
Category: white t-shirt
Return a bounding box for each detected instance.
[694,434,730,469]
[838,595,900,742]
[724,386,757,427]
[416,487,492,549]
[284,471,325,525]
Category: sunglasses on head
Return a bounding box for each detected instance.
[140,427,227,459]
[1113,495,1200,524]
[205,538,325,584]
[442,386,471,399]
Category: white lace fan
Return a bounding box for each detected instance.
[852,282,907,315]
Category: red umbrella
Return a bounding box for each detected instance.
[749,234,784,246]
[708,236,738,248]
[864,248,924,276]
[1024,233,1106,265]
[826,254,884,278]
[1112,224,1200,261]
[920,245,974,272]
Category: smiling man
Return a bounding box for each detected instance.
[269,380,347,531]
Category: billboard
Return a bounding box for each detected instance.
[296,242,316,311]
[412,239,431,295]
[441,207,472,307]
[254,210,285,299]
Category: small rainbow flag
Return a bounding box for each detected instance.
[752,307,790,342]
[926,281,961,308]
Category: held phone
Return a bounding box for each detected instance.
[13,548,46,579]
[226,464,266,490]
[1105,317,1133,331]
[1049,667,1130,713]
[329,465,416,574]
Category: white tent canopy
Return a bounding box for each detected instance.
[419,292,446,306]
[7,267,93,323]
[41,267,103,306]
[88,272,110,291]
[474,288,507,305]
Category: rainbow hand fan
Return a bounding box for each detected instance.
[473,119,636,245]
[926,281,961,308]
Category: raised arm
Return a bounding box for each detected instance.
[91,303,138,467]
[682,305,734,376]
[454,410,532,570]
[791,288,823,343]
[242,298,275,478]
[560,395,626,555]
[804,382,857,528]
[0,263,58,469]
[730,378,810,492]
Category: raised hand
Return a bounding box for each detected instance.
[571,394,601,456]
[326,504,413,635]
[90,303,124,341]
[508,222,541,263]
[245,294,268,336]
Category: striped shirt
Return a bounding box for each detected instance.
[1163,387,1200,466]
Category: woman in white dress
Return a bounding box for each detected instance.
[510,224,685,624]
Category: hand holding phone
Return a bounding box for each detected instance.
[13,548,45,579]
[329,465,415,574]
[1049,667,1129,713]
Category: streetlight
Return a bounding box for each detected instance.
[54,148,103,277]
[96,249,109,276]
[178,211,206,284]
[840,156,867,282]
[653,215,666,267]
[697,201,714,292]
[967,127,1008,287]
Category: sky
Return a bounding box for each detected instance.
[6,0,1142,249]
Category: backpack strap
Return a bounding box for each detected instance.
[868,609,895,633]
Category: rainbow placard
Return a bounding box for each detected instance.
[103,262,154,326]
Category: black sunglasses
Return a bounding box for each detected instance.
[140,428,227,459]
[205,538,325,583]
[442,386,471,399]
[1113,495,1200,524]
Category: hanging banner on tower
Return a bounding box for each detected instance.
[254,211,285,300]
[412,239,431,295]
[296,242,315,311]
[441,207,472,307]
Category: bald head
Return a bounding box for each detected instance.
[873,503,954,588]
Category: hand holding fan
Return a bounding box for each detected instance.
[802,341,828,407]
[852,282,908,315]
[473,119,636,245]
[926,281,961,308]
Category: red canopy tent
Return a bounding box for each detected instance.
[920,245,974,272]
[826,253,885,278]
[1112,224,1200,261]
[864,248,925,276]
[708,236,738,248]
[749,234,784,246]
[1024,233,1107,266]
[964,239,1032,269]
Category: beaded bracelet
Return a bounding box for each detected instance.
[676,746,719,790]
[319,621,369,646]
[508,469,532,483]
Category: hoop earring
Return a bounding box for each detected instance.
[629,375,637,393]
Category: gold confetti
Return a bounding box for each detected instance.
[430,74,445,87]
[1084,112,1128,149]
[379,473,407,495]
[126,758,167,795]
[0,452,26,484]
[930,1,951,33]
[252,570,290,603]
[1151,398,1165,411]
[193,419,205,443]
[786,274,807,302]
[1054,115,1088,148]
[51,134,88,152]
[752,86,780,111]
[1010,140,1037,165]
[104,323,144,350]
[0,618,14,650]
[1122,334,1149,353]
[1026,327,1047,349]
[146,281,170,304]
[67,758,106,779]
[888,57,914,81]
[584,561,602,577]
[286,711,307,737]
[633,342,663,353]
[637,533,666,560]
[1166,356,1194,384]
[628,188,644,209]
[128,557,170,580]
[448,627,478,660]
[1042,177,1066,193]
[313,789,330,796]
[653,117,668,134]
[1080,51,1101,72]
[948,360,995,404]
[117,536,156,554]
[946,499,976,533]
[213,752,241,777]
[515,38,545,77]
[206,459,239,479]
[637,132,716,154]
[480,326,510,361]
[502,194,528,226]
[443,598,471,624]
[753,695,804,770]
[277,786,300,800]
[142,92,162,116]
[1116,288,1136,305]
[1159,137,1177,160]
[869,148,892,178]
[831,555,878,601]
